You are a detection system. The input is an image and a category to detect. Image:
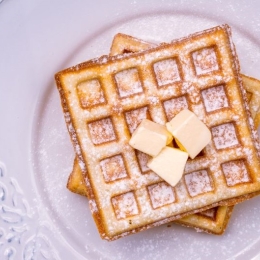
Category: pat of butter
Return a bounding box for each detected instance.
[147,146,188,186]
[129,119,173,157]
[166,109,211,159]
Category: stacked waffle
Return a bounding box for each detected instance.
[55,24,260,241]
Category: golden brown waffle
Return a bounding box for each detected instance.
[177,205,234,233]
[67,33,260,235]
[242,75,260,126]
[110,33,157,55]
[55,25,260,240]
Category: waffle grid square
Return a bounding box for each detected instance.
[211,122,239,150]
[100,154,128,183]
[76,79,106,108]
[147,182,176,209]
[192,46,219,75]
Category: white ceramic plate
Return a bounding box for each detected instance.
[1,1,260,259]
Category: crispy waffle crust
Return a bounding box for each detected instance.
[56,25,260,240]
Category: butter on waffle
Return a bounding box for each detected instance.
[67,33,260,235]
[55,24,260,240]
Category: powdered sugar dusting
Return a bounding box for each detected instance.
[100,154,128,182]
[222,160,251,186]
[202,85,229,112]
[76,79,105,108]
[153,58,181,86]
[184,170,213,197]
[147,95,160,105]
[192,47,219,75]
[88,117,116,145]
[89,198,98,213]
[111,192,139,220]
[115,68,143,98]
[148,182,175,209]
[212,123,239,149]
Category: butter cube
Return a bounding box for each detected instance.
[166,109,211,159]
[147,146,188,186]
[129,119,173,157]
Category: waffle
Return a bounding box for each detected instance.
[55,25,260,240]
[242,75,260,126]
[110,33,157,55]
[67,33,260,235]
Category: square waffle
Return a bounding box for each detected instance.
[67,33,240,234]
[55,25,260,240]
[67,33,260,235]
